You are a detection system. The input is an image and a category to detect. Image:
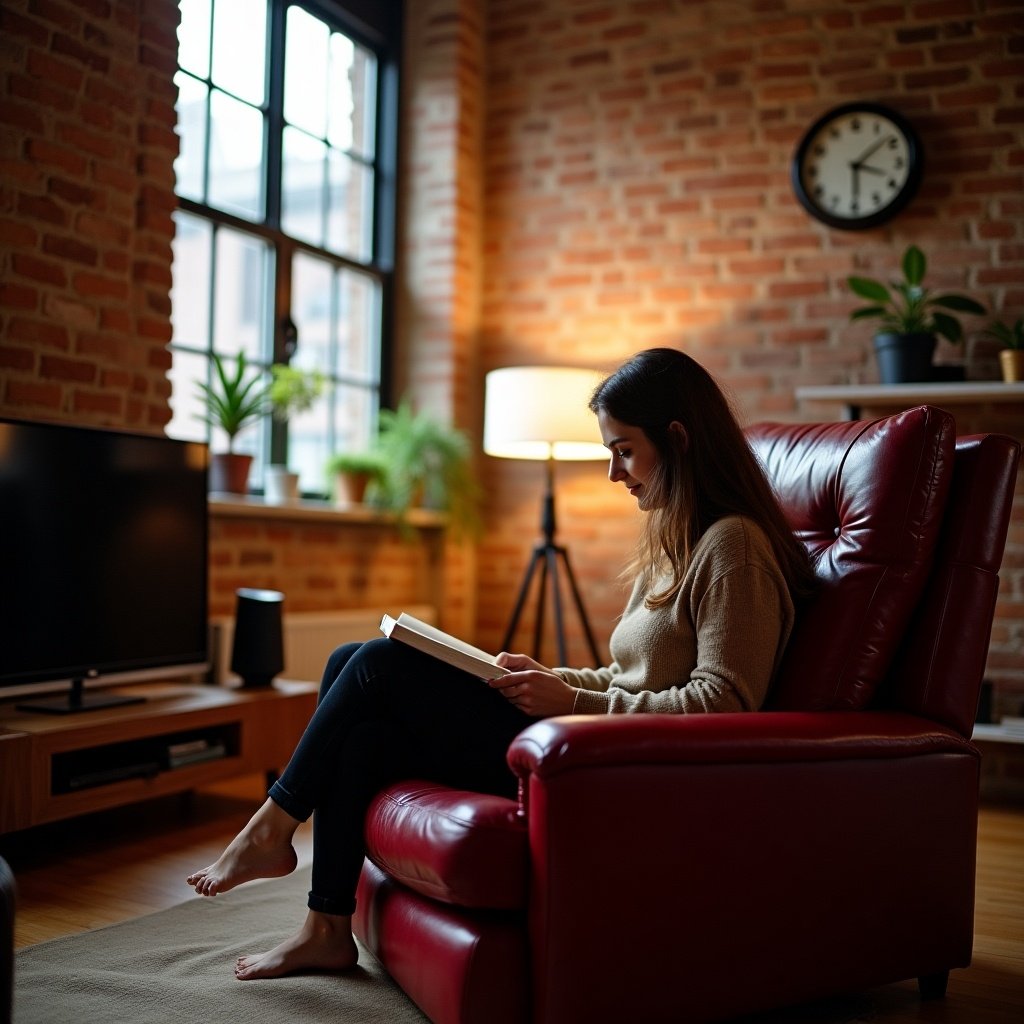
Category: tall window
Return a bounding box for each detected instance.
[169,0,399,495]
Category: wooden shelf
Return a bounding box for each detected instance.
[796,381,1024,419]
[209,494,446,528]
[0,679,317,834]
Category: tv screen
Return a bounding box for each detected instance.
[0,418,209,712]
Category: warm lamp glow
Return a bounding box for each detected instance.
[483,364,605,665]
[484,366,608,462]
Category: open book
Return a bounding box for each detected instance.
[380,612,510,680]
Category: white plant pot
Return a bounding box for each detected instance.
[264,465,300,503]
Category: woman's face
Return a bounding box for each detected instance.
[597,409,662,510]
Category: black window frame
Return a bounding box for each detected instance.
[171,0,402,493]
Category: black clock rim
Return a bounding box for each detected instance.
[790,101,924,231]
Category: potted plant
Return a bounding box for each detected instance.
[326,449,389,506]
[982,317,1024,382]
[375,399,481,536]
[265,364,327,502]
[195,351,269,494]
[847,244,986,384]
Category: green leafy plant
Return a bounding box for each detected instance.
[983,317,1024,351]
[195,351,269,451]
[375,399,481,535]
[326,449,389,476]
[268,364,328,422]
[847,244,986,344]
[326,448,390,506]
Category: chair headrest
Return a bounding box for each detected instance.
[747,406,956,711]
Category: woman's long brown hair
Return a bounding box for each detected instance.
[590,348,816,608]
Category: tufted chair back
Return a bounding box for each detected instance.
[878,432,1020,736]
[747,406,956,713]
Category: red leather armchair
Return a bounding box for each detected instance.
[353,406,1020,1024]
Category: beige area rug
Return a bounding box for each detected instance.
[14,865,429,1024]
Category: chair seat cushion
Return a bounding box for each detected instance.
[364,781,527,910]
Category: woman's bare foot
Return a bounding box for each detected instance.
[187,798,300,897]
[235,911,359,980]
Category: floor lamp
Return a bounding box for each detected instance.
[484,366,608,666]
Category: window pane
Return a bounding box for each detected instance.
[167,348,209,442]
[213,228,272,363]
[347,42,377,159]
[328,152,372,261]
[337,268,380,381]
[292,251,333,371]
[329,382,375,452]
[212,0,267,104]
[285,6,328,137]
[327,31,354,150]
[172,0,393,496]
[173,72,208,203]
[208,90,264,220]
[282,126,326,247]
[170,211,212,350]
[288,398,332,494]
[178,0,211,79]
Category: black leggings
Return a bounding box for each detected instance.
[267,637,532,915]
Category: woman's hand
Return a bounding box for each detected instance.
[490,652,577,717]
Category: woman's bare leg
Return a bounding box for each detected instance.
[234,910,358,980]
[186,797,300,896]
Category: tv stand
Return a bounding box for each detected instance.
[0,680,318,834]
[16,677,146,715]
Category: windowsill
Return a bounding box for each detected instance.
[208,493,447,529]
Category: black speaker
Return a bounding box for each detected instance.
[230,588,285,688]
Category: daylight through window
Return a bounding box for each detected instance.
[169,0,397,496]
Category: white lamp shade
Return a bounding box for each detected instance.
[484,366,608,461]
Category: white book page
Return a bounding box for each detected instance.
[395,612,501,666]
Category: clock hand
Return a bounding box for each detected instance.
[851,135,894,168]
[859,164,887,176]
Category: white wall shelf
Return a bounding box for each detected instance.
[796,382,1024,420]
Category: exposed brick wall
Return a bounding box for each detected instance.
[0,0,1020,704]
[208,515,442,620]
[0,0,456,640]
[397,0,489,638]
[470,0,1024,700]
[0,0,179,430]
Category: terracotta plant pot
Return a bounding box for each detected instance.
[999,349,1024,382]
[334,470,373,505]
[209,452,253,494]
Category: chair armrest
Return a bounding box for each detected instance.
[513,711,980,1024]
[507,710,975,780]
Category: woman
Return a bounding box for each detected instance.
[187,347,814,980]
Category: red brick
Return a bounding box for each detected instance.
[11,253,68,287]
[0,346,37,371]
[4,380,63,409]
[17,193,68,226]
[73,389,124,417]
[42,234,99,266]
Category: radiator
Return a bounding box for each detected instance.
[211,605,436,685]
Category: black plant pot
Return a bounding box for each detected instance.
[873,332,936,384]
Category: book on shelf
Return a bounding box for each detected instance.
[380,612,510,680]
[1000,716,1024,736]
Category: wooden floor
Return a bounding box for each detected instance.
[2,776,1022,1023]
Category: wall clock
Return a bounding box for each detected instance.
[791,102,923,231]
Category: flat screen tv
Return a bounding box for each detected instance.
[0,417,209,713]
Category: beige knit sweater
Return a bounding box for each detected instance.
[559,515,795,714]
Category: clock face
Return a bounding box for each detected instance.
[792,103,922,230]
